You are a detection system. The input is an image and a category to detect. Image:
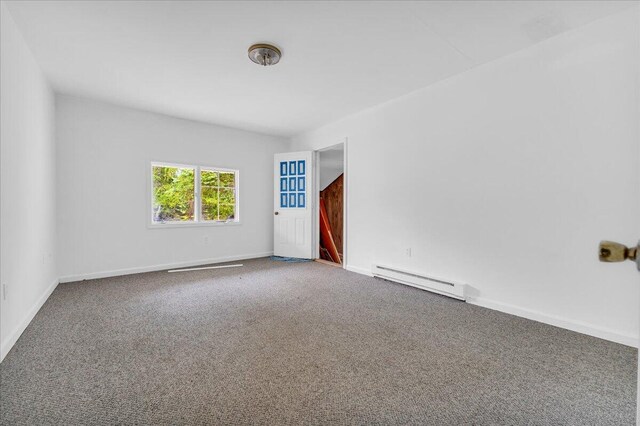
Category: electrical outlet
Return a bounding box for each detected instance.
[3,283,7,301]
[406,248,412,257]
[203,236,210,245]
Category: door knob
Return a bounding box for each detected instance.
[274,212,279,215]
[599,240,639,270]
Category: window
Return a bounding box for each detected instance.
[151,162,239,225]
[200,168,236,221]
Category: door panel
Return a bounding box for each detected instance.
[274,151,313,258]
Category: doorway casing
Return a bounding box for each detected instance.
[313,138,348,268]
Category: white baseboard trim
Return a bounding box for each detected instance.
[345,264,638,348]
[2,252,272,362]
[59,251,273,283]
[467,296,638,348]
[1,278,59,362]
[345,264,373,277]
[6,258,635,366]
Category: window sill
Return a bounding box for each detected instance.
[147,221,241,229]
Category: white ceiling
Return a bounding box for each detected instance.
[5,1,635,137]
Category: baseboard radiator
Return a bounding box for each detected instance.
[371,265,466,301]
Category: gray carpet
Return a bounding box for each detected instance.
[0,258,636,425]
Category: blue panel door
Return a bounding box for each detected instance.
[278,159,306,209]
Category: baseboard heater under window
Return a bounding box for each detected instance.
[371,265,466,301]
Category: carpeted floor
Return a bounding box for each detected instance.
[0,258,636,425]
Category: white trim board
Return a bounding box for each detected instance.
[345,264,374,277]
[59,252,273,283]
[1,278,59,362]
[168,264,243,273]
[2,252,270,362]
[6,256,635,368]
[345,264,638,348]
[467,296,638,348]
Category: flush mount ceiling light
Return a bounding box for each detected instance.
[248,43,282,66]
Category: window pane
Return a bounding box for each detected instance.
[152,166,195,222]
[219,188,235,205]
[201,185,219,221]
[219,172,235,187]
[219,204,235,221]
[201,170,219,188]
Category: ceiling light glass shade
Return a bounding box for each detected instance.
[248,44,281,66]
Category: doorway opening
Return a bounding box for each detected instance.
[316,142,345,267]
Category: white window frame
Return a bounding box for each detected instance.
[148,161,241,228]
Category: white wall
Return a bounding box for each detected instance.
[292,8,640,346]
[1,3,57,361]
[56,95,288,281]
[319,146,344,190]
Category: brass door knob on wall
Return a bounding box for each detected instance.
[599,240,639,270]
